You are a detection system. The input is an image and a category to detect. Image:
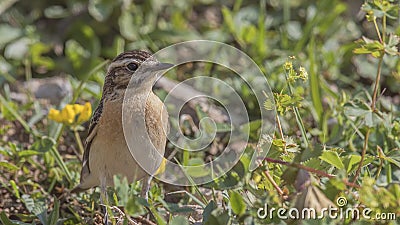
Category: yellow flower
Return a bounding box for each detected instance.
[73,104,84,114]
[298,66,308,81]
[61,104,75,124]
[48,108,62,123]
[48,102,92,125]
[77,102,92,123]
[283,61,293,71]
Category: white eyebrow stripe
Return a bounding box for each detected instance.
[107,58,141,73]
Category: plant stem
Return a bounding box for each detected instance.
[71,59,109,103]
[73,128,85,155]
[265,157,360,188]
[0,94,39,137]
[386,163,392,183]
[373,17,383,43]
[354,31,384,183]
[376,158,384,181]
[353,12,386,184]
[265,157,334,178]
[382,15,386,44]
[50,146,73,183]
[284,68,310,149]
[72,80,86,104]
[54,124,65,142]
[24,58,32,81]
[353,129,370,183]
[276,114,287,154]
[263,170,284,197]
[371,57,383,110]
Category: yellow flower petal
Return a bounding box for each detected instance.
[73,104,84,114]
[48,103,92,126]
[77,102,92,123]
[61,104,76,125]
[48,108,63,123]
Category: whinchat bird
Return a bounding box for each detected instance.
[72,50,172,198]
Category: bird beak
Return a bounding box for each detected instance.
[152,62,174,72]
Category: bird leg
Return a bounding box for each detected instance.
[100,175,112,225]
[140,175,153,201]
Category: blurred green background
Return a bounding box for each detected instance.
[0,0,399,224]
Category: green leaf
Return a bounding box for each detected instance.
[343,155,362,173]
[385,157,400,168]
[241,25,257,43]
[170,216,189,225]
[221,7,235,34]
[9,180,20,199]
[239,119,261,140]
[319,150,345,169]
[303,158,324,170]
[0,100,18,120]
[65,39,90,70]
[18,150,41,158]
[204,208,229,225]
[328,178,346,191]
[353,37,384,58]
[386,150,400,168]
[344,101,370,117]
[263,98,274,110]
[44,5,69,18]
[149,206,167,225]
[22,194,47,224]
[385,34,400,56]
[272,139,285,147]
[88,0,116,22]
[203,201,217,222]
[118,11,138,41]
[342,155,374,173]
[0,95,33,134]
[365,111,375,128]
[47,198,60,225]
[74,24,100,57]
[113,175,129,206]
[30,42,55,69]
[126,196,147,217]
[308,37,324,122]
[362,0,399,19]
[208,160,244,189]
[215,122,231,132]
[5,37,29,60]
[32,136,56,153]
[159,200,194,213]
[0,211,19,225]
[0,161,19,172]
[229,191,246,216]
[0,24,21,47]
[185,158,210,177]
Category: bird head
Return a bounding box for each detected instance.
[105,50,173,93]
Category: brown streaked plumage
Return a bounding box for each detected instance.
[72,50,171,195]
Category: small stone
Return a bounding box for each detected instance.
[22,77,72,105]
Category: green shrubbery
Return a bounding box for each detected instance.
[0,0,399,224]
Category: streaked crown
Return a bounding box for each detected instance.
[103,50,156,99]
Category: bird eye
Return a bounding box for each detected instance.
[126,63,138,72]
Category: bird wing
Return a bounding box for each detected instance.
[80,100,103,179]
